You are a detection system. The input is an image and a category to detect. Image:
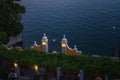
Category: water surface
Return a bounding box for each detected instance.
[21,0,120,56]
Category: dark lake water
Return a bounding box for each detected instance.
[21,0,120,56]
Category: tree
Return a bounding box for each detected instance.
[0,0,26,43]
[0,31,8,44]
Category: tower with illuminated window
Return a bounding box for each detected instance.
[61,34,82,55]
[41,33,48,52]
[61,35,67,53]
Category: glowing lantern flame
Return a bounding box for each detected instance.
[34,65,38,71]
[14,63,18,68]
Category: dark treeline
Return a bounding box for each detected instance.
[0,0,25,44]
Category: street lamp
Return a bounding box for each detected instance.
[34,65,38,71]
[14,62,18,68]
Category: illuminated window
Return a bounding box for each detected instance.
[42,41,46,46]
[62,43,66,47]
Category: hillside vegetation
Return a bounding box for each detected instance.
[0,46,120,79]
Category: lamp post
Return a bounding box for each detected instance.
[34,65,39,72]
[34,65,40,75]
[33,65,40,80]
[14,62,20,76]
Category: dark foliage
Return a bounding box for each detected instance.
[0,0,26,44]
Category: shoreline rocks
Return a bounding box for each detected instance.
[7,34,23,47]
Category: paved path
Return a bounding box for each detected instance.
[17,68,34,80]
[17,76,31,80]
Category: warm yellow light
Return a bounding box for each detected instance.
[42,41,46,46]
[34,65,38,71]
[62,43,66,47]
[14,63,18,68]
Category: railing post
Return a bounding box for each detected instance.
[57,67,61,80]
[80,70,84,80]
[105,73,109,80]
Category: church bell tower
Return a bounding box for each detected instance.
[41,33,48,52]
[61,35,68,53]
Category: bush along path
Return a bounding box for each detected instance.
[0,46,120,80]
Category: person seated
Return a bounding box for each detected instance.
[8,70,17,80]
